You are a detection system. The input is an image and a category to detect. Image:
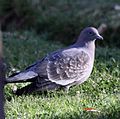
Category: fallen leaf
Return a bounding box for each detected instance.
[83,108,100,112]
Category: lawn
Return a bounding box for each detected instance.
[3,31,120,119]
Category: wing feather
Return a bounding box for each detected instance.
[46,50,90,85]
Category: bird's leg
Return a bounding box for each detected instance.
[63,86,70,93]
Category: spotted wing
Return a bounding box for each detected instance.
[46,50,90,85]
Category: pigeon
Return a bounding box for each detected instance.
[5,27,103,95]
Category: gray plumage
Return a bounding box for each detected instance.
[6,27,103,95]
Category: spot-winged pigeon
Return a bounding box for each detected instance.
[6,27,103,95]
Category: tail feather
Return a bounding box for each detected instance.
[15,80,61,95]
[6,71,38,83]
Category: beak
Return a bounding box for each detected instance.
[95,34,103,40]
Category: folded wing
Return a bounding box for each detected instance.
[46,50,90,85]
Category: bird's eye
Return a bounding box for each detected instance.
[88,31,93,35]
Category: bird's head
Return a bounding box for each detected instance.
[79,27,103,42]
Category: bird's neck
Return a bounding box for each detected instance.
[75,39,95,58]
[75,39,95,48]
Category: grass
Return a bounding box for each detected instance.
[3,31,120,119]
